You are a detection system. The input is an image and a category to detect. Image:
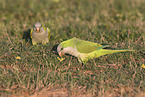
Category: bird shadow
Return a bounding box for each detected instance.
[51,44,59,55]
[100,44,116,50]
[22,29,32,44]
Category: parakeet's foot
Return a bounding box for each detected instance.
[141,64,145,68]
[57,57,65,62]
[42,42,47,45]
[32,42,37,45]
[42,41,49,45]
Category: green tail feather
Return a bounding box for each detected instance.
[81,49,134,63]
[94,49,134,58]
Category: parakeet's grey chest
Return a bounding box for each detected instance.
[32,27,48,40]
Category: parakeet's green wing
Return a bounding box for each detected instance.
[47,28,50,39]
[42,25,50,39]
[30,28,33,39]
[76,39,104,53]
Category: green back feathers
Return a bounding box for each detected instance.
[60,38,76,48]
[75,39,103,53]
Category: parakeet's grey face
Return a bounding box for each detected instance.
[34,22,42,33]
[57,45,70,57]
[57,45,64,57]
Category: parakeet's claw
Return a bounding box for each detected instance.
[78,58,83,64]
[141,64,145,68]
[57,57,65,62]
[42,42,46,45]
[32,42,37,45]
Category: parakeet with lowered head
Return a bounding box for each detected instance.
[57,38,134,63]
[30,22,50,45]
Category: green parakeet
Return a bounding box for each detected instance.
[57,38,134,63]
[30,22,50,45]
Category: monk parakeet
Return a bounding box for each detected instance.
[57,38,134,63]
[30,22,50,45]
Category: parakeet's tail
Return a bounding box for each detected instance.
[81,49,134,63]
[94,49,134,58]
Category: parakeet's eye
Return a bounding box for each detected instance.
[61,48,63,51]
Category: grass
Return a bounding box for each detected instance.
[0,0,145,96]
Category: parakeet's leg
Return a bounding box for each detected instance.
[42,39,49,45]
[77,58,87,67]
[77,58,82,63]
[42,42,47,45]
[77,58,85,65]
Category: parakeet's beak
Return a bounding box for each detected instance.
[58,52,65,57]
[36,27,40,32]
